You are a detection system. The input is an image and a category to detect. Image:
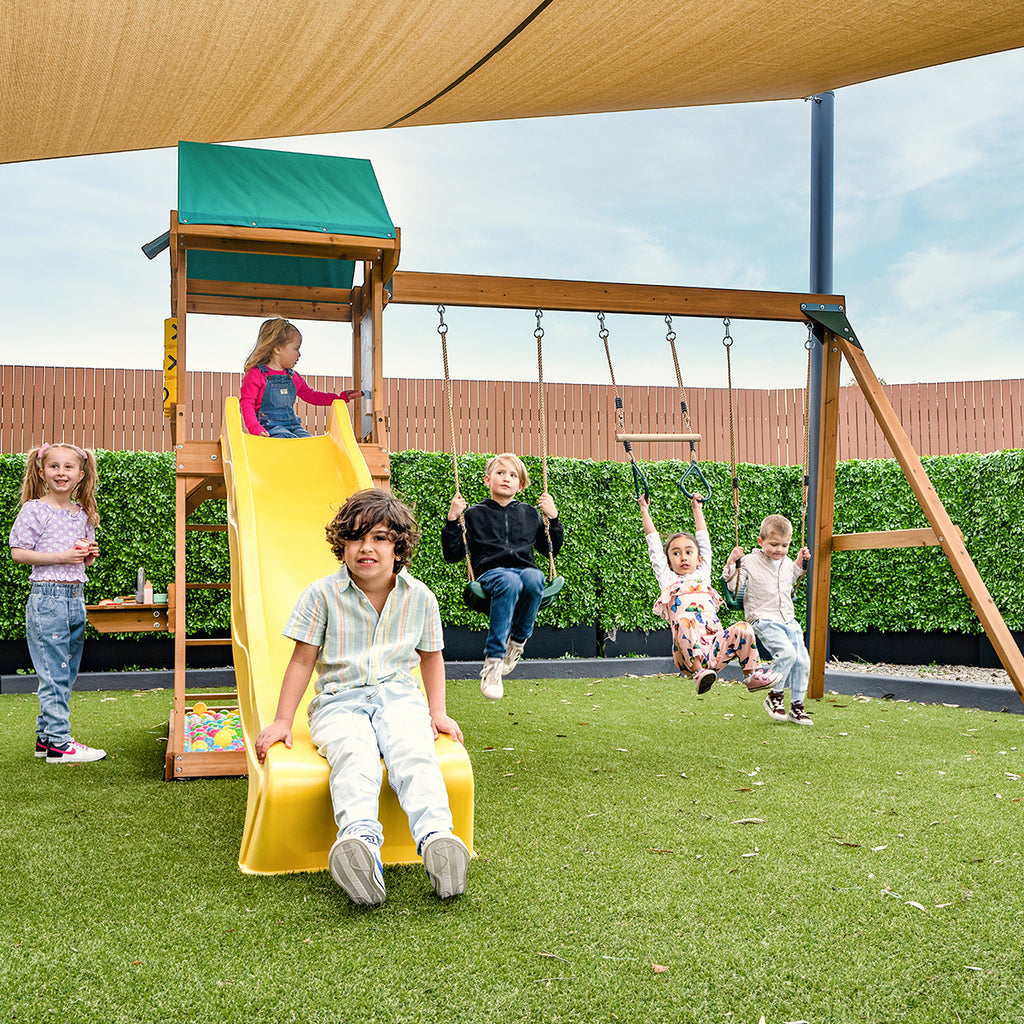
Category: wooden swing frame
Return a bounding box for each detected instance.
[390,270,1024,706]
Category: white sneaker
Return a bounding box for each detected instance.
[480,658,504,700]
[421,831,470,899]
[329,835,386,906]
[501,640,525,676]
[45,738,107,764]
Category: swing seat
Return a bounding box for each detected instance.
[718,575,745,611]
[462,574,565,614]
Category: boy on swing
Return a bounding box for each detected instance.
[723,514,813,725]
[443,453,563,700]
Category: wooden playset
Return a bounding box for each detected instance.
[96,139,1022,876]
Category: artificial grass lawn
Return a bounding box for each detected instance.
[2,676,1023,1024]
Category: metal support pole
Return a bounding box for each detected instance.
[806,91,834,656]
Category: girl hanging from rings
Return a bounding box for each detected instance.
[638,492,778,696]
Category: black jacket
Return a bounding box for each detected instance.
[441,499,564,577]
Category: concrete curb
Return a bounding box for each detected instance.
[3,658,1021,713]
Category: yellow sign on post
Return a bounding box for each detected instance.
[163,318,177,416]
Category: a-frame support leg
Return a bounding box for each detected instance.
[836,334,1024,703]
[804,302,1024,705]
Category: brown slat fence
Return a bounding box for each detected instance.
[1,366,1021,465]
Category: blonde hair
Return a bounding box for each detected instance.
[484,452,530,491]
[21,443,100,526]
[759,514,793,541]
[243,318,301,374]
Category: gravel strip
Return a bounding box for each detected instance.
[828,659,1012,687]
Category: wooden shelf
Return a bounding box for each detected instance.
[86,599,171,634]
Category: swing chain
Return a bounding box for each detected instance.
[800,321,815,549]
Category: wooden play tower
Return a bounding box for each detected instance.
[161,142,395,779]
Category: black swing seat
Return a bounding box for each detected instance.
[463,575,565,614]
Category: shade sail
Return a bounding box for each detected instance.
[5,0,1024,164]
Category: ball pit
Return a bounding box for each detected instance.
[184,705,245,753]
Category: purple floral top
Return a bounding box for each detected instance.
[8,499,96,583]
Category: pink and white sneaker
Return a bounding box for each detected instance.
[45,738,107,764]
[744,667,781,691]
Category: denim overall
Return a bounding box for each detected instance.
[257,366,312,438]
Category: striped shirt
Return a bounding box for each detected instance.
[283,565,443,695]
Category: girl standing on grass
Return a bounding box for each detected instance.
[239,318,364,438]
[9,443,106,763]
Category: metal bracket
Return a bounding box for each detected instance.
[800,303,862,350]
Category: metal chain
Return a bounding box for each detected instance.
[800,323,815,550]
[723,318,739,547]
[437,304,475,581]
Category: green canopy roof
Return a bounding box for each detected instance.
[177,140,395,291]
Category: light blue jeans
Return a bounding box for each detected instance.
[477,566,545,660]
[751,618,810,703]
[308,680,453,849]
[26,582,86,744]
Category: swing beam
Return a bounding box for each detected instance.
[390,271,1024,707]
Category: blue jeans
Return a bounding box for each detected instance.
[477,566,545,660]
[751,618,810,703]
[26,582,86,744]
[308,681,454,848]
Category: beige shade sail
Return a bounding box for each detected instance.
[5,0,1024,164]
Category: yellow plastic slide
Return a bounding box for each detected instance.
[221,397,473,874]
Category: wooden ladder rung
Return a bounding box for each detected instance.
[616,432,702,443]
[184,637,232,647]
[186,524,228,532]
[184,582,230,590]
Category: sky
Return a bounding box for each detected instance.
[2,48,1024,391]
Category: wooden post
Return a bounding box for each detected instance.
[170,222,190,778]
[837,336,1024,703]
[806,333,843,699]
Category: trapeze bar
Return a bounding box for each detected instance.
[616,433,702,443]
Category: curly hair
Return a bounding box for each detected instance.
[325,489,419,572]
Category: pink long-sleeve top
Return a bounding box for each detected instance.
[239,366,351,436]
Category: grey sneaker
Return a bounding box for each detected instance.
[501,640,525,676]
[695,668,717,695]
[764,690,787,722]
[480,658,504,700]
[788,701,814,726]
[421,831,470,899]
[329,835,386,906]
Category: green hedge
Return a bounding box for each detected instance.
[2,448,1022,641]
